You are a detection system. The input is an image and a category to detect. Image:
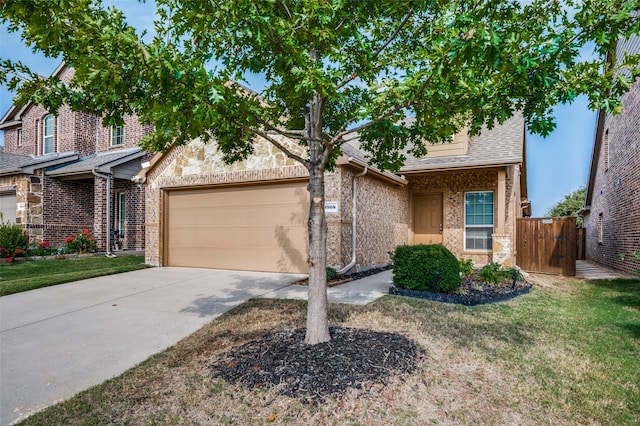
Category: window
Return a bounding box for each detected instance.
[17,128,23,146]
[597,213,603,244]
[111,125,125,146]
[464,191,494,251]
[43,115,55,154]
[117,192,126,238]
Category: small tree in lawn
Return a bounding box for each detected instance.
[2,0,639,344]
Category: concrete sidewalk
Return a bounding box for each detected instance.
[0,267,391,425]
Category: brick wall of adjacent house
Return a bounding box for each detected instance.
[112,179,145,251]
[406,167,519,267]
[584,78,640,274]
[41,175,94,247]
[95,115,154,152]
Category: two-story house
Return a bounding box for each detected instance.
[0,63,152,252]
[582,36,640,274]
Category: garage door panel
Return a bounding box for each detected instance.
[0,193,16,224]
[166,182,308,273]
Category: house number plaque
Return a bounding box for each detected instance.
[324,201,339,214]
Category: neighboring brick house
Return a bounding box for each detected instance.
[141,114,529,273]
[0,63,152,251]
[582,36,640,274]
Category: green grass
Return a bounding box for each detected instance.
[15,276,640,425]
[0,255,151,296]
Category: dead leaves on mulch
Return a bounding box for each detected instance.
[210,327,424,403]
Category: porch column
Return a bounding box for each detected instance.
[492,168,511,266]
[496,169,506,234]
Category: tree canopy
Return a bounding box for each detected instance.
[546,186,586,226]
[2,0,639,343]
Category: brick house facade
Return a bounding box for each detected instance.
[582,36,640,274]
[0,63,152,251]
[142,114,528,273]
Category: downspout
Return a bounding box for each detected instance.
[338,165,368,274]
[92,169,114,257]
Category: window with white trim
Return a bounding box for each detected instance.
[17,128,23,146]
[111,125,125,146]
[43,115,55,154]
[117,192,126,238]
[464,191,494,251]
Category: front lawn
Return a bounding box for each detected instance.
[17,276,640,425]
[0,255,150,296]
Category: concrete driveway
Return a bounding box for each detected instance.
[0,267,304,425]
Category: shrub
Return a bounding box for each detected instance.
[479,263,523,285]
[0,219,28,259]
[391,244,461,293]
[28,240,58,257]
[458,258,474,276]
[326,266,338,281]
[65,229,96,253]
[479,263,503,285]
[620,251,640,275]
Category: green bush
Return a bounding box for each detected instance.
[0,220,28,259]
[479,262,503,284]
[391,244,461,293]
[458,258,474,276]
[479,263,523,285]
[326,266,338,281]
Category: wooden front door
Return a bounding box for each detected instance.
[413,193,443,244]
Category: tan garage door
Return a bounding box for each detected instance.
[0,192,16,224]
[165,182,309,273]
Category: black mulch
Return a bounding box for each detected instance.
[389,274,532,306]
[210,327,423,403]
[293,265,391,287]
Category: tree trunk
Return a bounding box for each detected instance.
[304,88,331,345]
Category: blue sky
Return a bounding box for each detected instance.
[0,1,596,217]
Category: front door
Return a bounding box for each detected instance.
[413,193,443,244]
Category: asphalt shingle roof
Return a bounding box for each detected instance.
[0,151,78,175]
[46,147,142,176]
[341,113,525,173]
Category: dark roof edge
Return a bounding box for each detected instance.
[584,108,606,210]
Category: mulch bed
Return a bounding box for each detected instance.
[389,274,532,306]
[210,327,423,402]
[293,265,391,287]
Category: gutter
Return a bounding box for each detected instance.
[92,169,115,257]
[338,165,368,275]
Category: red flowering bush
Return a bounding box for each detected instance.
[28,240,58,257]
[64,230,97,254]
[0,220,28,261]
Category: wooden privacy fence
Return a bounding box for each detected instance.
[516,217,577,276]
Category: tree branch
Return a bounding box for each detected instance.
[334,10,413,92]
[332,73,433,144]
[371,10,414,63]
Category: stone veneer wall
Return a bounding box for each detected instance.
[406,167,519,266]
[145,137,311,266]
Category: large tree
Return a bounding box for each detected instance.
[2,0,639,343]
